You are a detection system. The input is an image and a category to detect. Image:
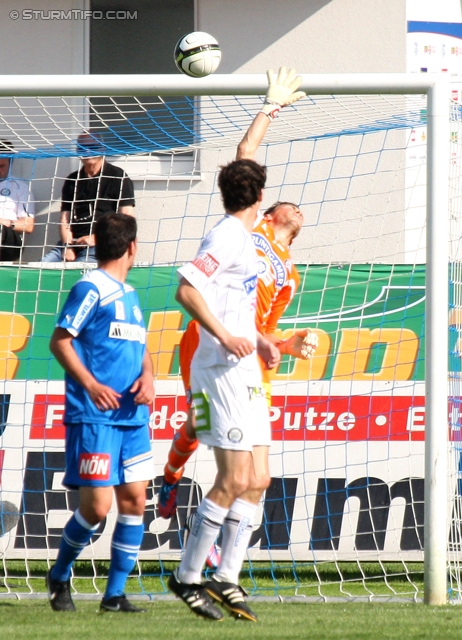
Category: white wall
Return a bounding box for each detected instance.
[0,0,87,74]
[407,0,462,22]
[199,0,406,74]
[0,0,429,263]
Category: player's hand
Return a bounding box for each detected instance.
[281,329,318,360]
[63,247,76,262]
[261,67,306,119]
[75,234,95,247]
[222,335,255,359]
[257,338,281,370]
[87,381,122,411]
[130,372,155,405]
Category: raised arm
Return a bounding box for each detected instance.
[236,67,306,161]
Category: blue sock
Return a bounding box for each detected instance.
[104,514,144,600]
[51,509,99,582]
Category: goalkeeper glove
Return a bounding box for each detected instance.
[281,329,318,360]
[261,66,306,119]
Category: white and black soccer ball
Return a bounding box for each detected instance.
[174,31,221,78]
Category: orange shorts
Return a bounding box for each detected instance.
[180,320,271,407]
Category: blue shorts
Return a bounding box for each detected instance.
[63,422,153,489]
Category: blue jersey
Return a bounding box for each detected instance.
[56,269,149,426]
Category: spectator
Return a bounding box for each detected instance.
[42,132,135,263]
[0,140,35,262]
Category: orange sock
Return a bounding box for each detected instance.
[164,422,199,484]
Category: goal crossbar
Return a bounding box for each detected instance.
[0,72,448,96]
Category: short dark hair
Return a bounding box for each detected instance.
[0,140,14,167]
[0,140,15,154]
[264,201,298,217]
[94,212,137,262]
[218,159,267,213]
[76,131,105,155]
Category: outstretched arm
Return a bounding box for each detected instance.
[236,112,272,161]
[262,327,318,360]
[236,66,306,161]
[279,329,319,360]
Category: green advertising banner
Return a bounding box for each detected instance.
[0,263,426,383]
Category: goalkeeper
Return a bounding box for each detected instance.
[158,67,318,527]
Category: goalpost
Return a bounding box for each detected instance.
[0,73,455,605]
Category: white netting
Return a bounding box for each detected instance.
[0,86,454,602]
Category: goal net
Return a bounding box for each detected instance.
[0,75,456,602]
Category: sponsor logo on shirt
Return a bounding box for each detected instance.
[192,252,219,277]
[248,386,265,400]
[252,233,286,288]
[114,300,125,320]
[79,453,110,480]
[243,275,257,294]
[71,290,99,330]
[109,322,146,343]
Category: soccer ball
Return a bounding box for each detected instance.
[0,501,19,537]
[174,31,221,78]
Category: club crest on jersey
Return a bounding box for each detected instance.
[252,233,286,288]
[228,428,243,443]
[114,300,125,320]
[133,305,143,323]
[192,252,219,277]
[0,188,11,197]
[79,453,110,480]
[257,258,269,276]
[243,275,257,294]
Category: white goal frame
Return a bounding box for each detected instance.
[0,72,449,605]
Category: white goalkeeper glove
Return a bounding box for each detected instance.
[281,329,318,360]
[261,66,306,119]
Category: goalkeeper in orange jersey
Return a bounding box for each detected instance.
[157,67,318,536]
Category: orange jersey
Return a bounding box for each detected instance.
[253,219,300,335]
[179,219,300,393]
[252,219,300,383]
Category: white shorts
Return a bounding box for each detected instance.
[191,364,271,451]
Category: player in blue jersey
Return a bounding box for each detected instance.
[46,212,154,613]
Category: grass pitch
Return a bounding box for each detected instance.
[1,561,458,639]
[1,600,462,640]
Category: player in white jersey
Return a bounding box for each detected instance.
[158,72,315,558]
[168,158,281,622]
[0,140,35,261]
[46,212,154,614]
